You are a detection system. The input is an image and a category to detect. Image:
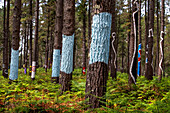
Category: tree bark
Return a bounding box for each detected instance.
[59,0,75,92]
[158,0,165,80]
[145,0,154,80]
[52,0,63,83]
[82,0,86,75]
[31,0,39,80]
[2,0,6,78]
[85,0,112,108]
[137,0,141,76]
[129,0,138,85]
[110,0,117,79]
[29,0,33,76]
[9,0,21,82]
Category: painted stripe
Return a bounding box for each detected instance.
[159,31,164,73]
[137,43,141,76]
[60,34,74,74]
[9,49,19,80]
[89,12,112,64]
[31,61,36,79]
[52,49,61,77]
[111,32,117,69]
[130,0,138,84]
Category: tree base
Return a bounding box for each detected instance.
[85,62,108,109]
[51,77,59,84]
[59,72,72,93]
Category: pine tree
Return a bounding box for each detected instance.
[31,0,39,80]
[129,0,138,85]
[59,0,75,92]
[85,0,112,108]
[9,0,21,83]
[158,0,165,80]
[145,0,154,80]
[51,0,63,83]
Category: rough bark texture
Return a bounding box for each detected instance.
[88,0,92,56]
[158,0,164,80]
[110,0,117,79]
[20,36,23,68]
[138,0,141,76]
[85,62,108,108]
[59,0,75,92]
[128,0,138,85]
[32,0,39,80]
[29,0,33,75]
[45,8,50,72]
[82,0,86,74]
[2,0,6,78]
[25,24,29,74]
[85,0,112,108]
[51,0,63,83]
[12,0,21,50]
[145,0,154,80]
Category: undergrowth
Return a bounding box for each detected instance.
[0,68,169,113]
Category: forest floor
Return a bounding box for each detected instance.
[0,68,169,113]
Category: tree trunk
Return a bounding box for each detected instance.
[145,0,154,80]
[25,23,29,74]
[110,0,117,79]
[29,0,33,76]
[9,0,21,82]
[2,0,6,78]
[51,0,63,83]
[31,0,39,80]
[45,8,50,73]
[20,36,23,68]
[82,0,86,75]
[128,0,138,85]
[59,0,75,92]
[158,0,164,80]
[137,0,141,76]
[85,0,112,108]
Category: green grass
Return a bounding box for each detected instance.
[0,68,169,113]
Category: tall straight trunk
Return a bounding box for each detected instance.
[59,0,75,92]
[129,0,138,85]
[50,29,54,68]
[110,0,117,79]
[155,0,159,75]
[23,22,26,69]
[82,0,86,75]
[145,0,154,80]
[137,0,141,76]
[25,24,29,74]
[31,0,39,80]
[127,0,131,74]
[51,0,63,83]
[2,0,6,78]
[88,0,92,53]
[45,8,50,73]
[121,39,124,73]
[9,0,21,82]
[29,0,33,75]
[158,0,165,80]
[85,0,112,108]
[145,0,149,76]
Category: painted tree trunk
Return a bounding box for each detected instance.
[145,0,154,80]
[137,0,141,76]
[82,0,86,75]
[2,0,6,78]
[51,0,63,83]
[59,0,75,92]
[9,0,21,82]
[110,0,117,79]
[158,0,164,80]
[29,0,33,76]
[31,0,39,80]
[129,0,138,85]
[85,0,112,108]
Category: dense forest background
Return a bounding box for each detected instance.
[0,0,169,75]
